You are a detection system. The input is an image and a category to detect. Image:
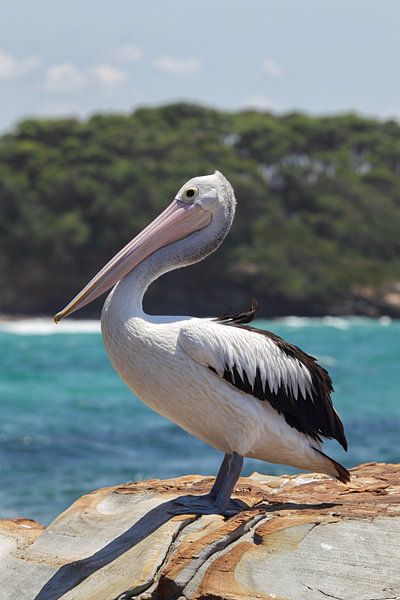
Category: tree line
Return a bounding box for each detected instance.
[1,103,400,317]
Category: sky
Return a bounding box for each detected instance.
[1,0,400,131]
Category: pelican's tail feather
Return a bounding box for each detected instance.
[313,447,350,483]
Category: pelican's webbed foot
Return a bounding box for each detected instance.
[168,493,246,517]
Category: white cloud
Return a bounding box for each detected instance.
[153,56,203,74]
[243,94,276,111]
[262,58,283,78]
[0,50,40,80]
[45,63,86,93]
[91,64,127,86]
[112,43,143,64]
[45,62,128,95]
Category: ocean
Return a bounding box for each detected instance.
[0,316,399,524]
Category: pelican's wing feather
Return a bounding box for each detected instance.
[178,319,347,450]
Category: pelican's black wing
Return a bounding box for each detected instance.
[180,302,347,450]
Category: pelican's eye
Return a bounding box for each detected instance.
[182,186,199,202]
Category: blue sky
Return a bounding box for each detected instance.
[1,0,399,131]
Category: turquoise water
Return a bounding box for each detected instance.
[0,317,399,523]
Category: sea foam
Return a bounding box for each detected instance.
[0,318,101,335]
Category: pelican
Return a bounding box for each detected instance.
[55,171,349,516]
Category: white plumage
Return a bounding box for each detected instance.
[100,272,345,480]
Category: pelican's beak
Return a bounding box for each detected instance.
[54,200,211,322]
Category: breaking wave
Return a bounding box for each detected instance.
[0,318,101,335]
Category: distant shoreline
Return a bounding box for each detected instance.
[2,106,400,326]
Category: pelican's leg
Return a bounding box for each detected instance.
[209,453,231,499]
[214,452,243,509]
[168,452,245,517]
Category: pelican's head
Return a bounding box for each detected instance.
[54,171,236,322]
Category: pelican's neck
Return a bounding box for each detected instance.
[102,184,236,324]
[102,245,182,323]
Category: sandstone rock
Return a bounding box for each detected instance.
[0,463,399,600]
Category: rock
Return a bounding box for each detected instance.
[0,518,44,559]
[0,463,399,600]
[347,282,400,317]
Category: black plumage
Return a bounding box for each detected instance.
[215,299,259,325]
[212,301,348,451]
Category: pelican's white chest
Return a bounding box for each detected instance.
[102,312,179,411]
[100,274,186,414]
